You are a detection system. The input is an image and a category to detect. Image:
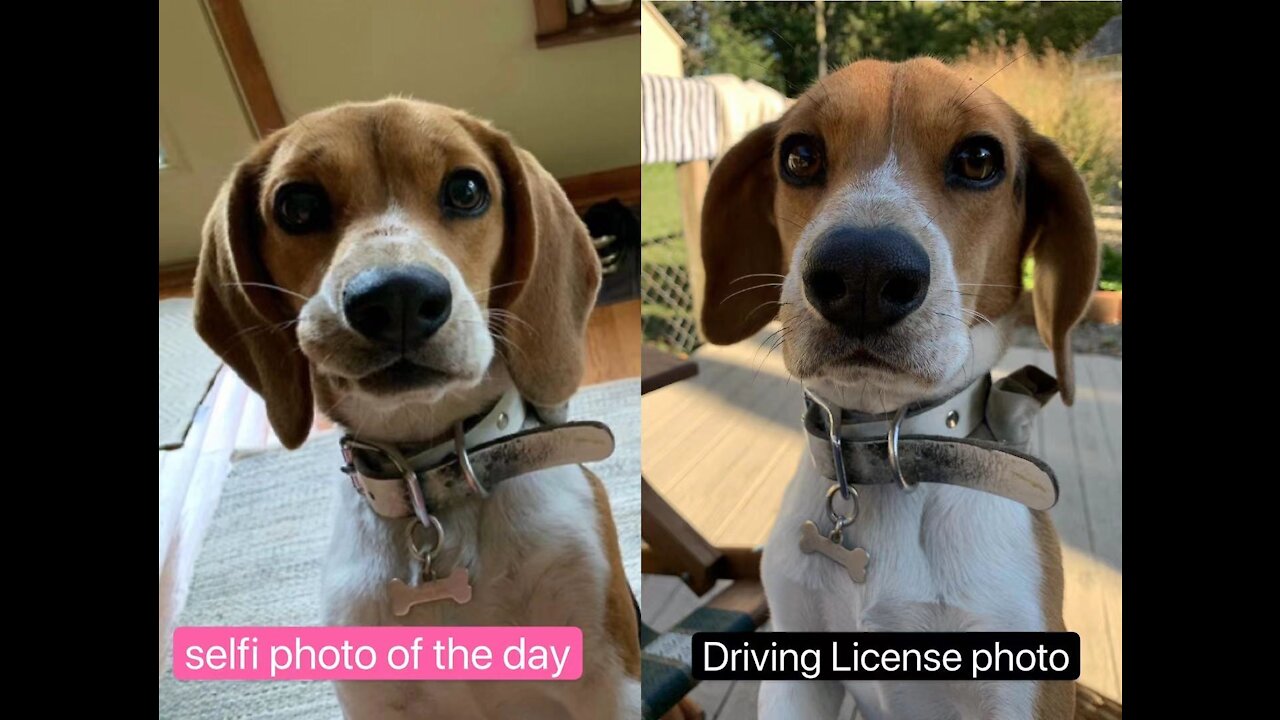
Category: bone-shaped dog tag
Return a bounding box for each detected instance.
[388,567,473,616]
[799,520,870,583]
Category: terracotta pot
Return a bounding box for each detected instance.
[1087,290,1122,324]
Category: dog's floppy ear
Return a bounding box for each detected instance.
[699,120,782,344]
[463,117,601,413]
[1022,132,1099,406]
[193,135,315,448]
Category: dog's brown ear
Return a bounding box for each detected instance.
[699,120,782,344]
[1023,133,1099,406]
[464,118,601,412]
[193,136,315,448]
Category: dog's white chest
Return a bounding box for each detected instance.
[762,465,1047,719]
[319,465,631,719]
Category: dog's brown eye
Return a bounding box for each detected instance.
[948,135,1005,189]
[441,169,490,217]
[780,133,826,186]
[273,183,331,234]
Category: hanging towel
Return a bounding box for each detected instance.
[702,74,792,153]
[641,74,721,164]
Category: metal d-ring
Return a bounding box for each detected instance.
[806,391,851,500]
[887,405,917,492]
[405,514,445,564]
[825,484,859,543]
[454,422,489,499]
[342,436,436,527]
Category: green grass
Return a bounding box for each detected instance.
[642,236,688,267]
[641,163,683,240]
[1021,245,1121,292]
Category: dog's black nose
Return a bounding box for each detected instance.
[343,266,452,348]
[803,226,930,337]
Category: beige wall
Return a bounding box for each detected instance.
[158,0,257,266]
[640,2,683,78]
[160,0,640,265]
[244,0,639,179]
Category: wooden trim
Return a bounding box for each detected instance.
[558,165,641,213]
[532,0,568,36]
[204,0,285,138]
[159,261,198,299]
[641,1,686,49]
[537,2,640,49]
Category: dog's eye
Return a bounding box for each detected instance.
[441,169,490,217]
[780,133,826,186]
[947,136,1005,189]
[273,183,332,234]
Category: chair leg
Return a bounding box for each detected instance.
[641,478,725,594]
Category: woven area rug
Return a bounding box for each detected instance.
[159,298,222,449]
[158,378,640,719]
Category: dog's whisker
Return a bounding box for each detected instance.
[777,215,807,231]
[754,330,791,383]
[932,311,969,327]
[232,317,299,340]
[746,299,788,321]
[486,308,536,334]
[472,280,525,298]
[753,326,788,365]
[955,51,1030,109]
[224,281,311,302]
[956,307,996,330]
[729,273,788,284]
[719,282,784,305]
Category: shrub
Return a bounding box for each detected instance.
[955,38,1122,206]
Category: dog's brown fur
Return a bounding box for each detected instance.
[699,58,1096,403]
[194,99,600,446]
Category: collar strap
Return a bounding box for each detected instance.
[344,422,615,518]
[339,388,615,519]
[803,367,1061,510]
[352,387,527,477]
[805,373,990,440]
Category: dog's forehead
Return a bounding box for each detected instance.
[268,100,496,179]
[783,59,1022,165]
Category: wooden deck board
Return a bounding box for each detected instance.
[641,327,1123,704]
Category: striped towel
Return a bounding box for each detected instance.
[642,74,721,164]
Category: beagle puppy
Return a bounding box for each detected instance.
[698,59,1098,720]
[194,98,640,719]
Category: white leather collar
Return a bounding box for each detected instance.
[801,368,1062,512]
[804,373,990,441]
[390,387,527,469]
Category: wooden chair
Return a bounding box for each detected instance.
[639,347,770,720]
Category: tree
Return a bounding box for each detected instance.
[657,1,1121,95]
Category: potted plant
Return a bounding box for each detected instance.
[1089,245,1122,324]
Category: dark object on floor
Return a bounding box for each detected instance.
[585,199,641,306]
